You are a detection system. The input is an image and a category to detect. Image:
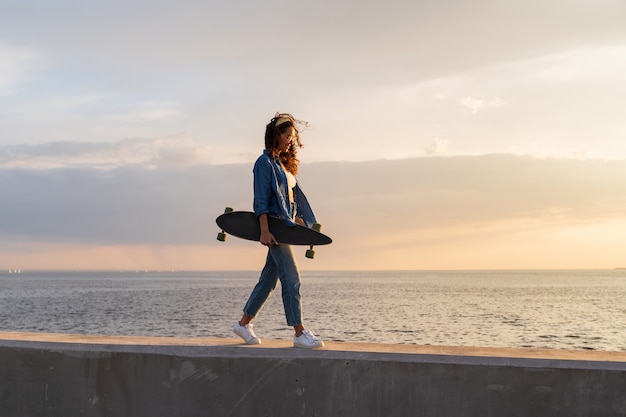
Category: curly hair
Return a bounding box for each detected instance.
[264,112,308,175]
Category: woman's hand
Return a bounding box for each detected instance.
[294,217,305,226]
[260,230,278,246]
[258,214,278,246]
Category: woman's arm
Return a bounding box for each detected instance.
[253,157,273,218]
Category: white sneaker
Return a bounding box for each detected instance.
[293,329,324,348]
[233,322,261,345]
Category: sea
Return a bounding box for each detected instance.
[1,269,624,352]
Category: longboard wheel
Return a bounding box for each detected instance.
[217,207,233,242]
[308,225,322,257]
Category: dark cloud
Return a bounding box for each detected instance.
[1,155,625,247]
[0,165,250,245]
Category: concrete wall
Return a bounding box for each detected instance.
[0,333,625,417]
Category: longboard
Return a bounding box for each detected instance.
[216,208,332,258]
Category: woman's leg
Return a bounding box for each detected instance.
[269,244,323,347]
[269,244,303,330]
[241,250,279,323]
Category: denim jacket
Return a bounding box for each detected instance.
[253,150,317,228]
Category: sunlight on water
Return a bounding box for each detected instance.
[0,270,624,351]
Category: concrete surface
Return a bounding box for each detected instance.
[0,331,625,417]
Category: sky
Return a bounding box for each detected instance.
[1,0,625,270]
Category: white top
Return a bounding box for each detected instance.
[284,169,296,203]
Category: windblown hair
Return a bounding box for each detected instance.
[264,112,308,175]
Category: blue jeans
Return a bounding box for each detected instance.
[243,244,302,326]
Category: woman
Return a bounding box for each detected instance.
[233,113,324,349]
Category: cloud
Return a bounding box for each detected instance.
[0,164,250,246]
[0,43,38,95]
[458,96,484,114]
[530,45,626,83]
[303,155,626,268]
[1,154,626,269]
[1,0,626,165]
[457,96,505,114]
[425,138,449,155]
[1,155,625,252]
[119,107,183,122]
[44,94,184,123]
[0,137,212,169]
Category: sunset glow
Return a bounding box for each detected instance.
[1,1,625,271]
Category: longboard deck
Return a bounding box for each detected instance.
[216,211,332,246]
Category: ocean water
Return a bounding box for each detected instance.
[0,270,624,352]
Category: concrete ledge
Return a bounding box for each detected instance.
[1,331,625,416]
